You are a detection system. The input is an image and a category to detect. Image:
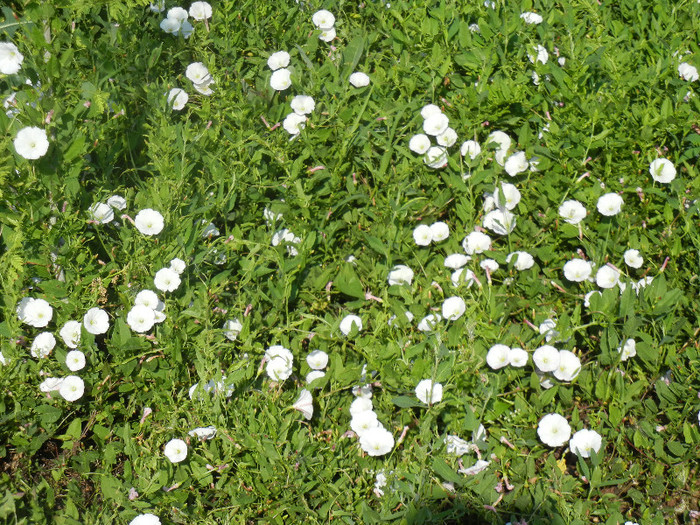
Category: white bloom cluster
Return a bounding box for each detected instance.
[265,345,294,381]
[88,195,126,224]
[160,7,193,38]
[412,222,449,246]
[349,397,394,457]
[185,62,215,95]
[486,344,529,369]
[533,345,581,382]
[408,104,455,168]
[305,349,328,384]
[271,228,301,256]
[312,10,336,42]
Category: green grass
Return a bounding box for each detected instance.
[1,0,699,523]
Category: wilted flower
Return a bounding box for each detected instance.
[624,249,643,269]
[59,320,81,348]
[563,259,593,282]
[163,438,188,463]
[678,62,699,82]
[31,332,56,359]
[359,426,394,456]
[537,413,571,447]
[14,127,49,160]
[292,389,313,420]
[504,151,529,176]
[533,345,560,372]
[83,307,109,335]
[649,158,676,183]
[167,88,188,110]
[223,318,243,341]
[134,209,164,236]
[558,200,587,224]
[388,264,414,286]
[59,375,85,402]
[444,435,471,456]
[415,379,443,405]
[349,72,370,87]
[459,459,490,475]
[270,68,292,90]
[442,296,466,321]
[154,267,181,292]
[597,193,623,216]
[188,426,217,440]
[486,344,510,370]
[340,314,363,335]
[0,42,24,74]
[66,350,86,372]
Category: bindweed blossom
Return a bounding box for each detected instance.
[415,379,443,405]
[349,72,370,87]
[388,264,414,286]
[134,209,164,236]
[66,350,86,372]
[486,344,510,370]
[17,297,53,328]
[569,429,602,458]
[59,375,85,402]
[163,438,188,463]
[340,315,363,336]
[0,42,24,74]
[537,413,571,447]
[84,307,109,335]
[14,127,49,160]
[31,332,56,359]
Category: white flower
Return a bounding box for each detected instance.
[553,350,581,381]
[417,314,442,332]
[494,182,521,210]
[164,438,188,463]
[134,290,158,310]
[537,413,571,447]
[59,375,85,402]
[160,17,182,34]
[415,379,443,405]
[169,258,186,274]
[424,146,448,168]
[17,297,53,328]
[430,222,449,242]
[459,459,490,475]
[413,224,433,246]
[569,428,602,458]
[167,6,188,22]
[130,514,161,525]
[442,297,466,321]
[486,130,511,155]
[388,264,414,286]
[290,95,315,115]
[480,259,499,272]
[678,62,699,82]
[185,62,211,84]
[59,320,81,348]
[469,23,480,32]
[270,68,292,90]
[388,310,414,327]
[167,88,188,110]
[127,304,156,333]
[437,128,458,147]
[83,307,109,335]
[520,12,543,24]
[483,209,516,235]
[283,112,307,135]
[201,221,220,238]
[312,9,335,30]
[267,51,290,71]
[374,471,387,496]
[563,259,593,282]
[460,140,481,159]
[265,346,294,381]
[528,45,549,65]
[188,426,217,440]
[31,332,56,359]
[350,397,373,417]
[533,345,560,372]
[340,315,363,335]
[649,158,676,183]
[486,344,510,370]
[353,383,373,399]
[451,268,476,288]
[154,267,181,292]
[624,249,643,269]
[66,350,86,372]
[0,42,24,74]
[134,209,164,236]
[633,276,654,295]
[508,347,529,367]
[409,134,431,154]
[292,389,314,420]
[306,350,328,370]
[189,1,212,20]
[349,72,370,87]
[597,193,623,216]
[107,195,127,210]
[351,410,380,435]
[319,28,336,42]
[423,113,449,136]
[444,435,471,456]
[558,200,587,224]
[192,76,213,95]
[14,127,49,160]
[223,318,243,341]
[596,265,620,289]
[444,253,471,269]
[506,251,534,271]
[359,426,394,456]
[40,377,64,392]
[504,151,529,176]
[420,104,442,119]
[462,231,491,254]
[539,319,559,342]
[584,290,601,307]
[618,338,636,361]
[89,202,114,224]
[306,370,326,384]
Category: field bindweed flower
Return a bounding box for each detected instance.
[553,350,581,381]
[423,113,449,136]
[319,28,337,42]
[520,12,543,24]
[189,1,212,20]
[83,307,109,335]
[40,377,64,392]
[533,345,560,372]
[388,264,414,286]
[66,350,86,372]
[624,249,643,269]
[312,10,335,30]
[508,347,529,367]
[359,426,394,456]
[349,72,370,87]
[444,253,471,269]
[494,182,521,210]
[618,338,636,361]
[107,195,127,210]
[504,151,529,176]
[188,426,216,440]
[420,104,442,119]
[169,258,186,274]
[584,290,602,307]
[14,127,49,160]
[31,332,56,359]
[59,320,81,348]
[130,513,161,525]
[127,304,156,333]
[292,389,314,420]
[417,314,442,332]
[267,51,290,71]
[486,344,511,370]
[59,375,85,402]
[596,266,620,289]
[164,438,188,463]
[185,62,211,84]
[415,379,443,405]
[351,410,380,435]
[459,459,490,475]
[413,224,433,246]
[539,319,559,342]
[135,290,159,310]
[442,296,466,321]
[430,222,449,241]
[306,350,329,370]
[462,231,491,254]
[460,140,481,159]
[283,112,307,136]
[437,128,458,147]
[424,146,448,168]
[350,397,373,417]
[340,315,363,335]
[154,267,181,292]
[558,200,587,224]
[0,42,24,74]
[563,259,593,282]
[290,95,315,115]
[444,435,471,456]
[270,68,292,90]
[597,193,623,216]
[480,259,499,272]
[17,297,53,328]
[223,318,243,341]
[306,370,325,384]
[507,251,534,270]
[167,88,188,110]
[537,413,571,447]
[569,429,602,458]
[134,209,164,235]
[649,158,676,183]
[167,7,188,22]
[528,45,549,65]
[483,209,516,235]
[678,62,699,82]
[409,134,431,154]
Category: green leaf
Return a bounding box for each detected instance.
[432,458,464,485]
[334,264,365,299]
